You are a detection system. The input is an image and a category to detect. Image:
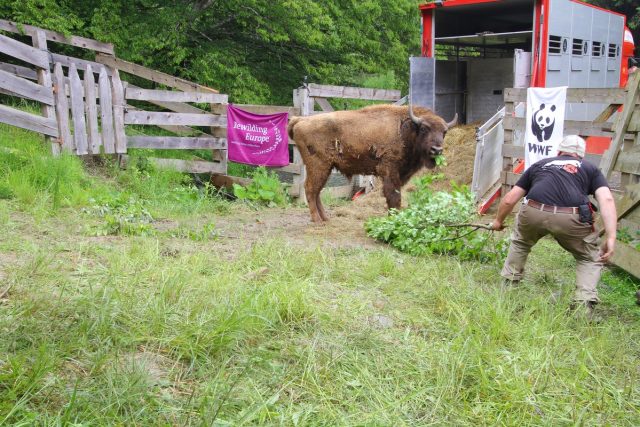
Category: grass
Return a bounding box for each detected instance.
[0,124,639,425]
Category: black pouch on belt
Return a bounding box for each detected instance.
[578,204,593,224]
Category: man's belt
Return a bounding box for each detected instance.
[526,199,579,214]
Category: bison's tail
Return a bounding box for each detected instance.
[287,116,302,140]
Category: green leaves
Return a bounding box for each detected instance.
[365,175,509,263]
[232,166,289,207]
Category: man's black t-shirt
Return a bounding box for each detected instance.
[515,155,609,207]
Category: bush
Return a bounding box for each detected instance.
[232,166,289,207]
[365,174,508,262]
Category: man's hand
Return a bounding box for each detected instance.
[598,237,615,262]
[490,220,505,231]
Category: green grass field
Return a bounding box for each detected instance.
[1,124,639,426]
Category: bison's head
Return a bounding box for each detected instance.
[402,106,458,168]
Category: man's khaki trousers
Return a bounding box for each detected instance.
[501,203,603,302]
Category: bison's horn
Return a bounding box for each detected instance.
[409,103,423,126]
[446,113,459,128]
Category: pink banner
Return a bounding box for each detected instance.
[227,104,289,167]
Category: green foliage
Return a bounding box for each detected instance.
[83,193,154,236]
[617,226,640,251]
[168,222,219,241]
[366,174,508,262]
[0,124,101,212]
[1,1,423,104]
[233,167,289,207]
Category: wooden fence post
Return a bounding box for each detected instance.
[31,30,58,155]
[68,63,88,155]
[111,70,127,154]
[292,87,313,203]
[98,68,115,154]
[84,64,101,154]
[52,63,72,152]
[600,72,640,179]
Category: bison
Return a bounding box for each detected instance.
[287,104,457,222]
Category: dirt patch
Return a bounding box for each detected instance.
[210,206,383,253]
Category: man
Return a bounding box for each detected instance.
[491,135,617,315]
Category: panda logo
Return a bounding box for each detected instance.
[531,103,556,142]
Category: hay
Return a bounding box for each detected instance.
[335,123,479,218]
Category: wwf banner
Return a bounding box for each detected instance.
[227,105,289,167]
[524,86,567,169]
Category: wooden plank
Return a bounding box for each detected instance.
[601,72,640,178]
[0,34,49,69]
[211,104,299,115]
[502,144,601,166]
[0,19,114,55]
[614,150,640,175]
[124,111,226,127]
[31,30,59,155]
[111,70,127,154]
[0,68,55,106]
[593,104,621,124]
[125,104,205,136]
[501,171,521,186]
[0,104,58,137]
[68,64,88,155]
[273,163,303,175]
[95,53,217,93]
[611,241,640,279]
[84,64,101,154]
[503,116,614,137]
[125,87,227,104]
[314,97,334,112]
[50,53,111,76]
[138,157,227,174]
[127,136,227,150]
[292,87,312,201]
[502,144,524,158]
[307,84,401,101]
[0,62,37,80]
[53,63,72,150]
[628,109,640,132]
[98,68,115,153]
[504,87,629,105]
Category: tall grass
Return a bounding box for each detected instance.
[0,123,639,425]
[0,123,231,218]
[1,223,639,425]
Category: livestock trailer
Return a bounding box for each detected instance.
[411,0,635,205]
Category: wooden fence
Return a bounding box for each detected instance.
[500,73,640,277]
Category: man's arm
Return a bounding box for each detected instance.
[491,186,527,230]
[594,186,617,262]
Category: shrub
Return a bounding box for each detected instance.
[232,166,289,207]
[365,175,508,262]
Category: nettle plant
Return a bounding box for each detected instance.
[233,166,289,207]
[83,193,155,237]
[365,174,509,263]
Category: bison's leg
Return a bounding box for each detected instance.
[382,175,402,209]
[305,165,332,222]
[316,192,329,222]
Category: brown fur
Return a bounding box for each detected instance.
[288,104,452,222]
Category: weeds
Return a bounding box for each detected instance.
[233,166,289,207]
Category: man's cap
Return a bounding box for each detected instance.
[557,134,586,158]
